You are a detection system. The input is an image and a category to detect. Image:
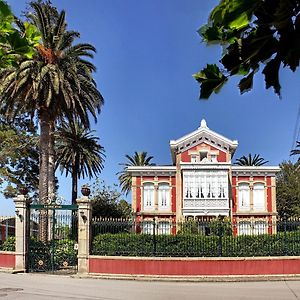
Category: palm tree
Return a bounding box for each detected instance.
[56,121,105,204]
[118,152,155,195]
[0,1,103,208]
[291,141,300,161]
[234,154,269,166]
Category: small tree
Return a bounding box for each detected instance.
[91,179,131,218]
[276,161,300,219]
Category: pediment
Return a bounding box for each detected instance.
[170,119,238,164]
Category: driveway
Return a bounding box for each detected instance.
[0,272,300,299]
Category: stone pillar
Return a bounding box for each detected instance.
[13,194,30,271]
[77,196,92,274]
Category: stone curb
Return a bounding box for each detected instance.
[73,273,300,282]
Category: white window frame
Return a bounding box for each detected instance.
[253,183,265,212]
[183,170,228,200]
[143,221,153,234]
[238,183,250,211]
[253,221,267,235]
[143,183,154,211]
[158,183,170,211]
[158,221,170,235]
[238,221,251,235]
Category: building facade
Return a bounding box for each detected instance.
[128,120,280,235]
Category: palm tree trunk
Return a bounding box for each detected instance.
[48,120,56,240]
[39,109,50,242]
[71,159,78,205]
[48,120,56,201]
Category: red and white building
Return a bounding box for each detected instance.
[128,120,280,235]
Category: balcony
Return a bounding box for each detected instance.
[183,198,229,216]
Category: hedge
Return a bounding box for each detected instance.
[91,231,300,257]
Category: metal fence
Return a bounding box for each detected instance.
[91,218,300,257]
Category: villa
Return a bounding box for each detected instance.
[128,120,280,235]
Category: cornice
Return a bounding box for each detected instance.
[232,166,280,176]
[127,166,176,176]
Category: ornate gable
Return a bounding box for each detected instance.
[169,119,238,164]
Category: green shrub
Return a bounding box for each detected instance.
[91,231,300,257]
[1,236,15,251]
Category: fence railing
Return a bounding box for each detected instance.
[91,218,300,257]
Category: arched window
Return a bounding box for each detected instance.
[143,183,154,210]
[158,183,170,210]
[238,183,250,211]
[253,183,265,211]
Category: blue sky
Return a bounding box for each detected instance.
[1,0,300,215]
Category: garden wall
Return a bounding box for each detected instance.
[89,255,300,276]
[0,251,15,269]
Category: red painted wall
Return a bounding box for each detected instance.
[136,177,141,213]
[180,144,228,163]
[0,252,15,269]
[267,177,272,212]
[89,256,300,276]
[231,177,237,213]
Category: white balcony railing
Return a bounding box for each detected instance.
[183,198,229,209]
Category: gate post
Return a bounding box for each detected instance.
[77,195,91,274]
[13,194,30,272]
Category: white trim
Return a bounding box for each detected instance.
[127,166,176,176]
[232,166,280,176]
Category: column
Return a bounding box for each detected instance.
[77,195,92,274]
[13,194,30,271]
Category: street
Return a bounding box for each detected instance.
[0,272,300,299]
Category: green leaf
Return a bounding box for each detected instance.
[24,22,41,46]
[238,70,255,94]
[229,12,249,29]
[193,64,228,99]
[262,57,281,96]
[0,1,12,18]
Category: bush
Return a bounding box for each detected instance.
[91,231,300,257]
[0,236,15,251]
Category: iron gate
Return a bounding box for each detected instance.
[28,198,78,273]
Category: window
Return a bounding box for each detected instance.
[183,170,228,199]
[253,221,267,235]
[200,151,208,162]
[238,183,250,211]
[253,183,265,211]
[158,221,170,235]
[238,221,251,235]
[143,183,154,210]
[191,155,198,163]
[158,183,170,210]
[143,221,153,234]
[211,154,218,163]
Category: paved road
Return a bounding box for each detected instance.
[0,273,300,299]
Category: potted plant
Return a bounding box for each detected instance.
[81,184,90,196]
